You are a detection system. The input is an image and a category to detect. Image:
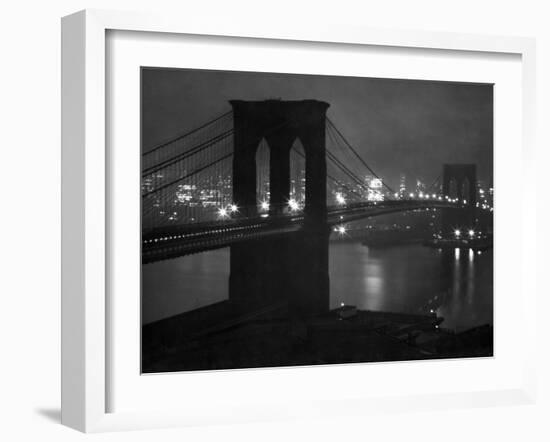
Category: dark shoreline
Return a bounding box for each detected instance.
[142,304,493,374]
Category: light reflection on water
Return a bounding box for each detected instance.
[329,243,492,332]
[142,242,493,332]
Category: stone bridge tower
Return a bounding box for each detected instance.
[229,100,331,318]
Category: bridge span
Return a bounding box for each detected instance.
[142,199,462,263]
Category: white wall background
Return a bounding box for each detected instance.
[0,1,548,440]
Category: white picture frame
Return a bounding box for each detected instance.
[61,9,537,433]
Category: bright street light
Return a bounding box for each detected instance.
[454,229,461,238]
[288,199,299,211]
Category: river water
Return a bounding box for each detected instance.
[142,242,493,332]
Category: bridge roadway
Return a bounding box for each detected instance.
[142,200,461,264]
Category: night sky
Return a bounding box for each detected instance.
[141,68,493,189]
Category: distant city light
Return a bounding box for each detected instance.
[229,204,238,213]
[260,201,269,211]
[218,207,228,218]
[337,225,347,235]
[409,193,414,198]
[468,229,475,238]
[335,193,346,205]
[367,178,384,201]
[370,178,383,188]
[454,229,461,238]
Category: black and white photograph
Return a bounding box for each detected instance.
[141,67,494,373]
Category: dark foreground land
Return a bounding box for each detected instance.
[142,302,493,373]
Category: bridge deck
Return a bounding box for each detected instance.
[142,200,461,263]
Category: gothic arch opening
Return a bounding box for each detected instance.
[448,178,458,199]
[255,138,271,212]
[461,177,471,203]
[289,138,307,209]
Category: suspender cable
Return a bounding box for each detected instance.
[327,117,396,195]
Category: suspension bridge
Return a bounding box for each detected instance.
[142,99,476,316]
